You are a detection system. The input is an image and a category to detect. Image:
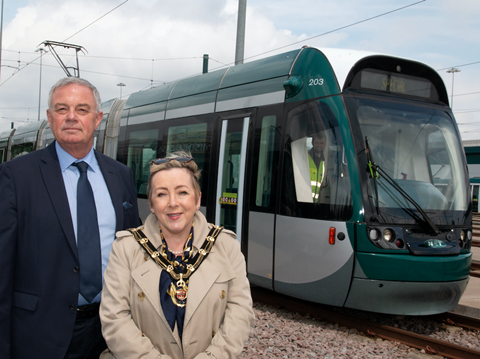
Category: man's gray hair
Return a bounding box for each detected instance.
[48,77,101,112]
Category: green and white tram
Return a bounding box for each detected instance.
[1,46,471,315]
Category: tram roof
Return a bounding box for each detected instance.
[0,128,15,141]
[12,120,47,135]
[123,46,439,110]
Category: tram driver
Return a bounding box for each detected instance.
[308,132,327,202]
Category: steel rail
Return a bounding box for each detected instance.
[251,287,480,359]
[428,311,480,332]
[471,261,480,278]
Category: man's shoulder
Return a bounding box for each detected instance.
[95,151,130,172]
[2,147,50,169]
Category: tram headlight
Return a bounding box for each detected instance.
[460,230,466,242]
[468,230,472,241]
[368,228,380,241]
[384,229,395,242]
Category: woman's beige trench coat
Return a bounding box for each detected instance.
[100,211,254,359]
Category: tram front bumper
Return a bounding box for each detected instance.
[344,277,470,315]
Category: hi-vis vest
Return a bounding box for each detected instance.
[309,154,324,201]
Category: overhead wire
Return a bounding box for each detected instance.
[1,0,426,88]
[0,0,130,86]
[2,0,476,121]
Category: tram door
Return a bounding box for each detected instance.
[215,117,249,244]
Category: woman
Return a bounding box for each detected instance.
[100,152,254,359]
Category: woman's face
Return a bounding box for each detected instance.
[149,167,201,240]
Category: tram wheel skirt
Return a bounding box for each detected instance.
[344,277,470,315]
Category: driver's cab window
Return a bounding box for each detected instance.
[281,100,352,220]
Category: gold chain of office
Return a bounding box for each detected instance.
[128,224,222,289]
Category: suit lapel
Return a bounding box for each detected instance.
[40,144,78,258]
[95,152,123,232]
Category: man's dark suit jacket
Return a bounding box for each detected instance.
[0,141,141,359]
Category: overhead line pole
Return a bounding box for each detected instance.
[235,0,247,65]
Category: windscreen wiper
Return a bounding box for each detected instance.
[365,137,381,217]
[364,136,441,235]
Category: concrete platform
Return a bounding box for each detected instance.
[450,246,480,318]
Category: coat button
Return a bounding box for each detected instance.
[212,331,216,337]
[69,305,76,311]
[138,292,145,300]
[73,267,79,273]
[220,290,226,299]
[144,254,150,261]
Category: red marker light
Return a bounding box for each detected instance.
[329,227,336,245]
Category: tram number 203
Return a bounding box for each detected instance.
[309,78,324,86]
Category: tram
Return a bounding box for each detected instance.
[0,46,472,315]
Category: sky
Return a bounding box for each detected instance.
[0,0,479,141]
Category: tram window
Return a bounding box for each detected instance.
[126,129,159,197]
[11,143,34,159]
[256,116,276,207]
[165,122,210,194]
[281,100,352,220]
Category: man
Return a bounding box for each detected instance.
[308,132,326,202]
[0,77,140,358]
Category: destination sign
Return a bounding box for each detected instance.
[360,70,432,99]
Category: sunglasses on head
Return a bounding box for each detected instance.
[151,157,194,165]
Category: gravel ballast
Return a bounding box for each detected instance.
[238,302,480,359]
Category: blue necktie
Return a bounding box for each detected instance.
[73,161,102,303]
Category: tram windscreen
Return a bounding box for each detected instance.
[346,97,468,212]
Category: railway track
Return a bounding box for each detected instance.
[472,214,480,247]
[251,287,480,359]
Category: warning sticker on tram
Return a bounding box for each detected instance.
[219,193,237,205]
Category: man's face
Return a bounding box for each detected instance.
[47,84,103,156]
[313,137,326,155]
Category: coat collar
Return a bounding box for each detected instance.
[133,212,222,334]
[142,212,215,254]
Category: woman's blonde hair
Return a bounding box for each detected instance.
[148,151,201,205]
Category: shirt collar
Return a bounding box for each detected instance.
[55,141,98,173]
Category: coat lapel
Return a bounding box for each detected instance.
[95,152,124,232]
[131,260,163,317]
[132,215,176,338]
[131,258,183,346]
[183,256,221,328]
[40,144,77,258]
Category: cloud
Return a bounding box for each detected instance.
[0,0,479,140]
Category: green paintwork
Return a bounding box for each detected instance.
[122,49,307,113]
[217,77,287,103]
[124,82,176,110]
[317,95,363,223]
[220,50,300,88]
[170,70,226,100]
[128,102,167,118]
[465,146,480,165]
[355,251,472,282]
[355,223,409,253]
[167,91,217,111]
[287,48,341,103]
[283,75,304,98]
